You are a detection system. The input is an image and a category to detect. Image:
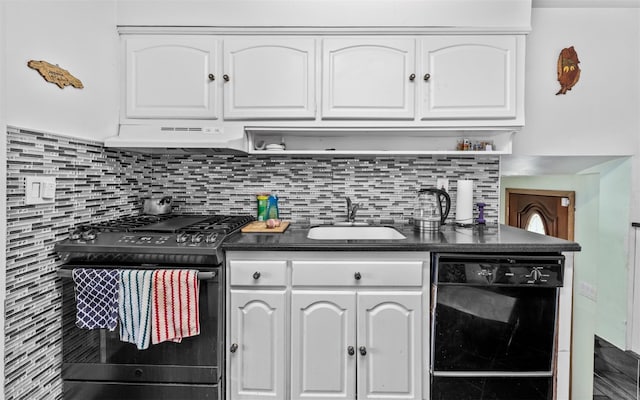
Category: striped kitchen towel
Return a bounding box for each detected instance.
[118,269,154,350]
[72,268,120,331]
[151,269,201,344]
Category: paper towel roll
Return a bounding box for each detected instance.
[455,180,474,225]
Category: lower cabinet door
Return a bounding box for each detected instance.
[228,290,286,400]
[357,291,423,400]
[291,290,357,400]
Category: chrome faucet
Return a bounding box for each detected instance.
[345,197,362,223]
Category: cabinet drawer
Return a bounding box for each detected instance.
[229,260,287,287]
[292,261,423,287]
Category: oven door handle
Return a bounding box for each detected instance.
[57,269,218,280]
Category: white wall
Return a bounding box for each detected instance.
[516,7,640,156]
[501,170,601,400]
[5,1,119,141]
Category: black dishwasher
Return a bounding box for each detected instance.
[430,253,564,400]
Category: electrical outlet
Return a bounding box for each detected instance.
[578,281,597,301]
[25,176,56,205]
[436,178,449,192]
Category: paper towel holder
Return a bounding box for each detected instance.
[455,179,474,226]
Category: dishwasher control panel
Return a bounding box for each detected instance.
[433,254,564,287]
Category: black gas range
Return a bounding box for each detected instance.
[56,213,255,400]
[55,213,255,265]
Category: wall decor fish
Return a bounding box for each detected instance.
[556,46,580,95]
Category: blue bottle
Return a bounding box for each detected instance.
[266,194,279,219]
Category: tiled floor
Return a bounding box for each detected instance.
[593,336,639,400]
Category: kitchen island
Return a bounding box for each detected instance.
[223,224,579,400]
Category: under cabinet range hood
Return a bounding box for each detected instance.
[104,125,248,155]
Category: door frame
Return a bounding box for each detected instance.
[505,188,575,241]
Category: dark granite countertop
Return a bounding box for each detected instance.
[223,223,581,253]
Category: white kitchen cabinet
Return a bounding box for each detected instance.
[227,260,287,400]
[226,251,430,400]
[116,29,525,155]
[291,290,422,400]
[290,260,424,400]
[419,35,520,120]
[357,292,422,400]
[123,35,219,120]
[223,38,316,120]
[321,38,416,120]
[291,291,357,400]
[228,290,286,400]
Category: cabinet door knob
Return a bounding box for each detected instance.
[253,271,261,280]
[347,346,355,356]
[354,272,361,280]
[409,73,416,81]
[230,343,238,353]
[208,74,215,81]
[359,346,367,356]
[423,73,431,81]
[223,74,230,82]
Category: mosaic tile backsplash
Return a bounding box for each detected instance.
[5,127,499,400]
[145,154,500,224]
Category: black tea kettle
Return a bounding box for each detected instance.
[413,188,451,231]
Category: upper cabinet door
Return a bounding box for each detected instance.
[420,36,519,120]
[223,38,316,120]
[124,35,218,119]
[322,38,416,120]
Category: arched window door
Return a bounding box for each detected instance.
[505,189,575,240]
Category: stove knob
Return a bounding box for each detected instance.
[191,233,204,243]
[69,229,83,240]
[81,229,97,241]
[529,267,543,283]
[176,233,189,243]
[205,233,219,243]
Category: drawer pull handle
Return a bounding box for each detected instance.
[253,271,261,280]
[359,346,367,356]
[208,73,215,81]
[347,346,355,356]
[424,73,431,81]
[223,74,230,82]
[409,73,416,81]
[230,343,238,353]
[354,272,361,280]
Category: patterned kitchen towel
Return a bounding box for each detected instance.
[151,269,201,344]
[72,268,120,331]
[118,269,154,350]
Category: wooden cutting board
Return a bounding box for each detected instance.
[241,221,290,233]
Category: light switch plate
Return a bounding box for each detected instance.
[25,176,56,205]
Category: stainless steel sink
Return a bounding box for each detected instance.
[307,226,407,240]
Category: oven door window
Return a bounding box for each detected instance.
[62,277,219,381]
[432,285,557,372]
